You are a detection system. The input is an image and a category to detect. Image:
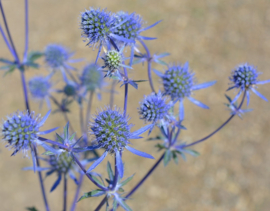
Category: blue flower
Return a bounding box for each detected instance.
[228,63,270,105]
[139,91,178,133]
[87,107,154,178]
[112,11,161,65]
[44,44,77,70]
[154,62,216,120]
[80,63,103,92]
[101,48,131,79]
[1,110,57,160]
[28,74,53,108]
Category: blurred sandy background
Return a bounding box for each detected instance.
[1,0,270,210]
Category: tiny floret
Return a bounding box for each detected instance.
[81,64,103,91]
[49,152,73,174]
[162,64,194,100]
[44,44,70,69]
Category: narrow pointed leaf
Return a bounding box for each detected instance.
[86,151,108,173]
[126,146,154,159]
[37,110,51,127]
[139,20,162,32]
[251,88,268,102]
[50,174,62,192]
[164,150,172,166]
[130,124,153,139]
[231,90,242,104]
[119,174,135,187]
[78,189,105,202]
[115,194,132,211]
[38,127,59,135]
[188,97,209,109]
[152,68,164,77]
[256,79,270,85]
[107,161,114,181]
[140,36,157,40]
[192,81,216,91]
[116,150,124,178]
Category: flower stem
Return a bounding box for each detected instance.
[20,70,30,111]
[139,39,156,93]
[63,175,67,211]
[86,90,94,129]
[0,23,15,58]
[109,80,117,108]
[0,1,20,62]
[72,153,108,191]
[70,173,84,211]
[33,146,50,211]
[94,195,108,211]
[184,90,246,148]
[23,0,28,62]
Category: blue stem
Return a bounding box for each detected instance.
[63,175,67,211]
[0,23,16,58]
[139,39,156,93]
[70,173,84,211]
[23,0,28,62]
[20,71,30,111]
[0,1,20,62]
[184,90,246,148]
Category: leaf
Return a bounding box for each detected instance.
[115,195,132,211]
[118,187,125,192]
[3,64,16,76]
[0,58,13,64]
[42,151,55,156]
[147,135,162,141]
[163,150,172,166]
[87,173,104,187]
[26,207,39,211]
[24,62,39,69]
[155,143,166,151]
[107,161,114,181]
[119,174,135,187]
[27,51,44,62]
[155,59,168,66]
[172,152,178,164]
[78,189,105,202]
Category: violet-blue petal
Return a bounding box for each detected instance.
[86,151,108,173]
[152,68,164,77]
[38,127,59,135]
[110,34,135,44]
[50,174,62,192]
[183,61,189,72]
[116,150,124,178]
[30,145,37,172]
[188,97,209,109]
[256,79,270,85]
[139,36,157,40]
[130,124,153,139]
[246,90,250,106]
[231,90,242,104]
[95,44,102,65]
[139,20,162,32]
[37,110,51,127]
[192,81,216,91]
[69,171,79,185]
[23,166,51,171]
[251,88,268,102]
[126,146,154,159]
[179,100,184,121]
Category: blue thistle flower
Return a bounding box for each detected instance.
[44,44,77,70]
[112,11,161,65]
[80,64,103,92]
[228,63,270,105]
[28,74,53,108]
[1,110,57,158]
[139,91,178,133]
[87,107,154,178]
[154,62,216,120]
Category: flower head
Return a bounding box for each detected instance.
[80,64,103,91]
[1,110,56,156]
[154,62,216,120]
[44,44,73,69]
[49,152,74,174]
[87,107,154,178]
[228,63,270,105]
[28,74,53,108]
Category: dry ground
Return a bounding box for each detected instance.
[1,0,270,210]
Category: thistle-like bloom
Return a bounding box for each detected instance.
[80,8,134,62]
[1,110,57,157]
[139,91,176,133]
[113,12,161,65]
[101,48,131,79]
[87,107,154,178]
[44,44,77,70]
[228,63,270,105]
[28,74,53,108]
[80,64,103,92]
[154,62,216,120]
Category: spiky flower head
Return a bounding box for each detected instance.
[44,44,70,69]
[64,84,77,97]
[81,64,103,91]
[229,63,259,90]
[49,152,73,174]
[80,8,112,46]
[1,110,54,156]
[113,12,143,41]
[103,50,122,71]
[91,107,131,153]
[28,76,51,99]
[139,92,172,123]
[162,63,194,100]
